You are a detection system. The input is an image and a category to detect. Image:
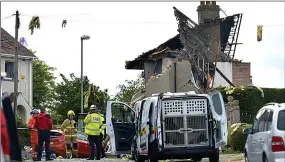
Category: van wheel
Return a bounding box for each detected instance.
[133,145,145,162]
[130,141,136,160]
[192,157,202,161]
[148,140,158,162]
[209,152,219,162]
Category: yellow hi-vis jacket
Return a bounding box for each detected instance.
[61,119,77,142]
[84,113,102,136]
[100,114,106,136]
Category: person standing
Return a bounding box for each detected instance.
[35,107,53,161]
[99,111,107,158]
[28,109,39,160]
[61,110,78,159]
[84,105,103,160]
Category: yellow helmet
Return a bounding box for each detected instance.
[67,110,75,116]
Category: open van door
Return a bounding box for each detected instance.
[106,101,135,155]
[208,90,228,147]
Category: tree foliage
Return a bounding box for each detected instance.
[32,53,56,109]
[29,16,41,35]
[54,73,109,122]
[114,76,145,104]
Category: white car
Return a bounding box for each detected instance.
[244,103,285,162]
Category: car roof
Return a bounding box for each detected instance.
[263,103,285,111]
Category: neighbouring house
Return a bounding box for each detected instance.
[126,1,252,103]
[1,27,36,124]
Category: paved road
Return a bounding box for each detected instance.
[24,154,244,162]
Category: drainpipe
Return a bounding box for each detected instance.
[174,62,177,92]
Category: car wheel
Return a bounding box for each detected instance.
[244,150,249,162]
[263,154,268,162]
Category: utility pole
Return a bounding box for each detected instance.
[14,10,20,118]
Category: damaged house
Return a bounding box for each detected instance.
[126,1,252,103]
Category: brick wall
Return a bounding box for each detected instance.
[232,62,252,86]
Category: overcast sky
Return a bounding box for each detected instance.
[1,2,284,95]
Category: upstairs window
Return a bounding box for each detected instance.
[5,61,14,79]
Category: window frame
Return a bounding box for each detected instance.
[252,109,264,133]
[265,109,274,131]
[258,109,270,132]
[4,61,15,79]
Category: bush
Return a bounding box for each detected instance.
[229,123,252,152]
[215,86,285,124]
[17,117,30,149]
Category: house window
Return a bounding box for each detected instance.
[5,61,14,79]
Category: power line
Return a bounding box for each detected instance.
[1,14,15,20]
[20,13,94,18]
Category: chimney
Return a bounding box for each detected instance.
[197,1,220,24]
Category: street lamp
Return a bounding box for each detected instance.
[81,35,90,114]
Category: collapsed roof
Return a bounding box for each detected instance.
[125,10,242,70]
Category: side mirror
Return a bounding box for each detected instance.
[243,128,252,135]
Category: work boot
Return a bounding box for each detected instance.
[46,157,54,161]
[86,157,94,160]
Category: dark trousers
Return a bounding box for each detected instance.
[100,133,107,158]
[37,130,51,160]
[88,135,101,160]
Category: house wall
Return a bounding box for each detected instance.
[144,69,171,97]
[232,62,252,86]
[213,62,233,88]
[1,55,33,123]
[143,58,200,98]
[144,60,162,84]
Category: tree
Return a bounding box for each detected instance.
[32,51,56,109]
[85,84,110,115]
[54,73,110,122]
[114,75,145,104]
[29,16,41,35]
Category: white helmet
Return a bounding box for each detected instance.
[90,105,97,110]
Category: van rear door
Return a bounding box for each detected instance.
[106,101,135,155]
[208,90,228,147]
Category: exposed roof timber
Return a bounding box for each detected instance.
[174,7,235,87]
[125,11,243,70]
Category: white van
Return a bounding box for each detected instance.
[106,91,228,162]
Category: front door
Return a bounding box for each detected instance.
[106,101,135,155]
[208,90,228,147]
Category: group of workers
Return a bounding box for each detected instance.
[28,104,107,161]
[28,107,54,161]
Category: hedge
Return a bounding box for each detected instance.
[215,86,285,123]
[17,117,30,149]
[228,123,252,152]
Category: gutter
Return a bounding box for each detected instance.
[1,53,37,60]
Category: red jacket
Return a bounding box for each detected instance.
[35,112,53,131]
[1,109,10,159]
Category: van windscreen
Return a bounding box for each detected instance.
[277,110,285,131]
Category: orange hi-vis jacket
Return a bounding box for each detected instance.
[28,117,38,145]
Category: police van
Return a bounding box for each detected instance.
[106,90,228,162]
